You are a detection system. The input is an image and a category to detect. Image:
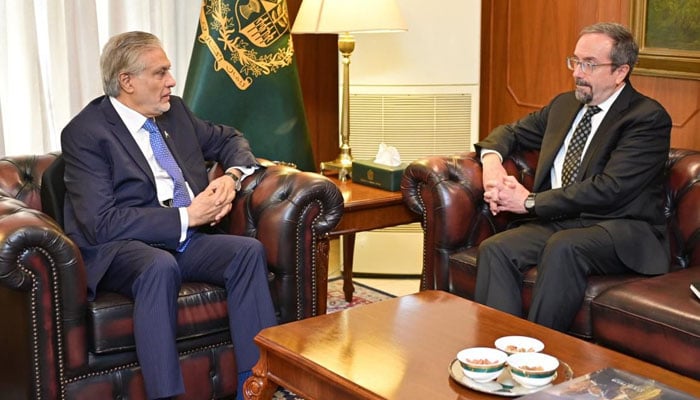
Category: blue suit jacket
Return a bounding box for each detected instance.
[475,84,672,275]
[61,95,257,299]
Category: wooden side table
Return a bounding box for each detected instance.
[328,177,419,302]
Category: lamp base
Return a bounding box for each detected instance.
[320,154,353,181]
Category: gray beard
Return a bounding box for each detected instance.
[575,81,593,104]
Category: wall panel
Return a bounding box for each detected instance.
[288,0,339,170]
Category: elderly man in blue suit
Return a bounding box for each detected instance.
[474,22,672,333]
[61,31,277,400]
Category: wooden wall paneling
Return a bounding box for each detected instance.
[479,0,493,143]
[288,0,339,170]
[505,1,576,109]
[481,0,700,150]
[632,75,700,150]
[480,0,581,140]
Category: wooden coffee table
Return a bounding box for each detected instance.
[243,291,700,399]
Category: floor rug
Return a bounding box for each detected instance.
[326,277,396,313]
[271,278,395,399]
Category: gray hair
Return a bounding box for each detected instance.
[100,31,162,97]
[580,22,638,80]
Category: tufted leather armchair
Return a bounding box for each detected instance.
[402,148,700,378]
[0,153,344,399]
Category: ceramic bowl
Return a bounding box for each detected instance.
[494,335,545,354]
[456,347,508,382]
[507,352,559,388]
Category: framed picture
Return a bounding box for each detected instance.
[630,0,700,80]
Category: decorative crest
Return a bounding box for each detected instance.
[197,0,294,90]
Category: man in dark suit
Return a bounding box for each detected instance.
[474,22,672,332]
[61,31,277,399]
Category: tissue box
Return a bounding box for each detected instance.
[351,160,408,191]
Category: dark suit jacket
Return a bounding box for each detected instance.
[475,84,672,275]
[61,95,258,299]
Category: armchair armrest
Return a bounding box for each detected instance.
[402,153,487,290]
[0,197,87,399]
[227,163,344,322]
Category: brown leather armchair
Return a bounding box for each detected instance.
[402,148,700,379]
[0,153,344,399]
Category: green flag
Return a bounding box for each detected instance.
[183,0,315,171]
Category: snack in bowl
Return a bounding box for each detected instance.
[494,335,545,354]
[506,352,559,388]
[456,347,508,383]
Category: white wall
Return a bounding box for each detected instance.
[351,0,481,87]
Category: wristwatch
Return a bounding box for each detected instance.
[224,171,242,192]
[524,193,536,215]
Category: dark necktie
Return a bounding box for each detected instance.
[561,106,602,186]
[143,118,193,251]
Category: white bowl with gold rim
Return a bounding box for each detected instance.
[456,347,508,383]
[494,335,545,354]
[506,352,559,388]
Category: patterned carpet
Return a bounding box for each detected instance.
[272,277,395,399]
[326,277,395,312]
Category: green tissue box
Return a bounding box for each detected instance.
[351,160,407,191]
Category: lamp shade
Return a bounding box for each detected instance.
[291,0,407,34]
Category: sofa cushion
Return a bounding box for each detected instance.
[592,267,700,380]
[88,282,229,354]
[448,247,645,339]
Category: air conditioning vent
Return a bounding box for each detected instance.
[349,93,473,161]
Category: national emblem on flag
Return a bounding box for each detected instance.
[184,0,315,171]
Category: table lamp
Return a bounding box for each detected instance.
[291,0,407,180]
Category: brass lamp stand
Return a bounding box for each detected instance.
[291,0,407,181]
[320,33,355,181]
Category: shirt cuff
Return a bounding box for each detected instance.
[226,166,258,180]
[178,207,189,243]
[480,149,503,163]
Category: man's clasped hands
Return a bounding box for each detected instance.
[481,153,531,216]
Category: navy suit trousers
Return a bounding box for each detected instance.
[99,232,277,399]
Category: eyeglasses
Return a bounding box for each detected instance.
[566,57,616,74]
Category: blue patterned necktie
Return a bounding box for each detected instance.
[143,119,191,208]
[561,105,602,186]
[143,118,193,251]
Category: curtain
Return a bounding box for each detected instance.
[0,0,200,156]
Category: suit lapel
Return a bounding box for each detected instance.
[578,84,635,178]
[99,98,156,184]
[534,99,582,190]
